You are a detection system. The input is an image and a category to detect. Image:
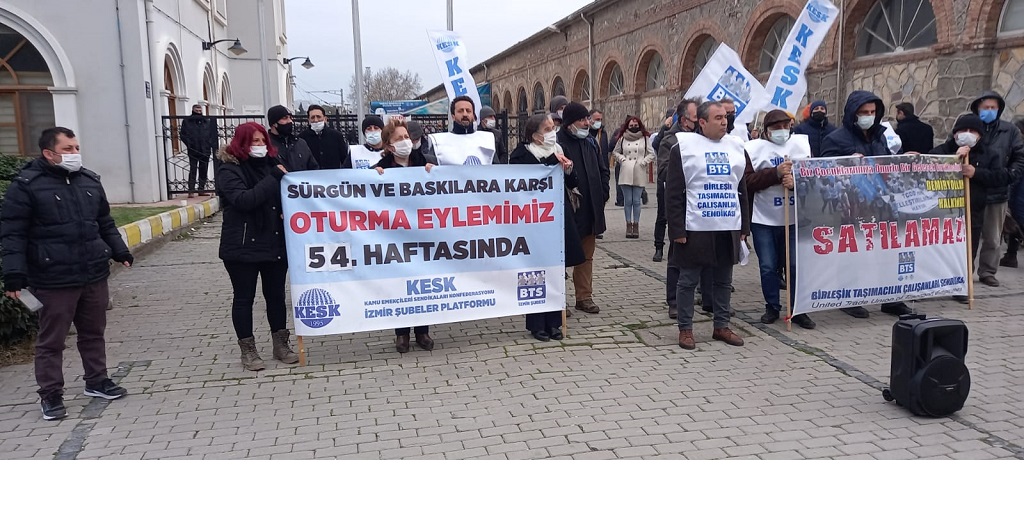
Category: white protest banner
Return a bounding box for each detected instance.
[280,165,565,335]
[792,154,969,316]
[683,44,767,125]
[427,30,482,121]
[763,0,840,114]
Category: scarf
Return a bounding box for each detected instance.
[526,141,563,162]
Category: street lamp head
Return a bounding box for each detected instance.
[228,39,247,56]
[300,57,314,70]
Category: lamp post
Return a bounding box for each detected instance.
[201,38,247,55]
[283,57,315,107]
[352,0,365,140]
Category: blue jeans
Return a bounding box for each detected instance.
[622,185,643,222]
[750,223,796,313]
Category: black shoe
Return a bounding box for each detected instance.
[791,314,816,329]
[668,305,677,319]
[84,379,127,400]
[531,330,551,342]
[880,302,912,316]
[653,247,664,262]
[701,305,713,313]
[40,394,67,421]
[760,308,780,324]
[952,295,969,304]
[548,328,563,340]
[596,234,603,239]
[842,306,869,318]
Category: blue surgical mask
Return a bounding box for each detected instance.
[856,115,875,130]
[573,126,589,139]
[979,109,998,124]
[365,130,382,145]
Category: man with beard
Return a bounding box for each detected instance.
[427,95,498,165]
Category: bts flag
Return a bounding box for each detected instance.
[427,30,482,121]
[683,44,767,125]
[763,0,840,114]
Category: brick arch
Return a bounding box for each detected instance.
[570,67,590,102]
[550,75,566,99]
[633,43,668,93]
[738,0,803,72]
[841,0,956,59]
[532,81,546,112]
[970,0,1014,42]
[598,51,627,98]
[515,85,529,114]
[502,90,513,114]
[677,19,727,92]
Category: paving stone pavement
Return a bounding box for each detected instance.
[1,182,1022,460]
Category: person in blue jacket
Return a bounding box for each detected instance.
[793,100,836,158]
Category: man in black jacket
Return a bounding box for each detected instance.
[179,104,218,197]
[1,127,133,420]
[299,104,349,169]
[266,105,319,172]
[558,102,609,314]
[894,102,935,154]
[793,100,837,157]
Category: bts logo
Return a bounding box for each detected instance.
[517,270,547,301]
[705,152,731,176]
[898,251,916,275]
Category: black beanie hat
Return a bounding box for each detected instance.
[561,102,590,127]
[952,114,984,135]
[267,105,291,125]
[361,115,385,131]
[450,95,475,115]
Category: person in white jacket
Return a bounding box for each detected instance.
[612,115,655,238]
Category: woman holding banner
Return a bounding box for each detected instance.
[374,118,436,352]
[215,122,299,371]
[509,113,586,341]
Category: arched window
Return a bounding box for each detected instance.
[492,93,500,113]
[643,52,667,91]
[606,63,625,97]
[693,37,718,81]
[572,70,591,104]
[517,87,528,114]
[856,0,937,57]
[0,22,55,155]
[220,73,231,112]
[533,82,545,113]
[759,16,795,73]
[503,90,513,113]
[1000,0,1024,34]
[551,76,566,98]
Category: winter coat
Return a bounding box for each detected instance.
[590,128,611,166]
[479,126,509,164]
[895,115,935,154]
[665,138,751,268]
[793,117,836,158]
[930,140,1007,213]
[969,91,1024,204]
[376,148,430,169]
[299,127,350,170]
[557,128,609,237]
[613,134,655,187]
[509,144,586,267]
[656,123,686,185]
[179,114,218,154]
[820,91,891,158]
[270,132,319,172]
[651,124,672,152]
[215,147,287,263]
[1,158,130,290]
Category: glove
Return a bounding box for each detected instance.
[113,252,134,266]
[4,275,27,292]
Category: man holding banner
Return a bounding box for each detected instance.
[427,95,498,165]
[666,101,750,350]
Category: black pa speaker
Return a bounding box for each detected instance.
[882,314,970,417]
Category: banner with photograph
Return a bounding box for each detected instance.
[280,165,565,335]
[793,155,969,315]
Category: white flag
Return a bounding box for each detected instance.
[762,0,840,114]
[427,30,482,121]
[683,44,767,125]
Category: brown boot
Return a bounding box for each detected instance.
[678,329,695,350]
[625,221,631,239]
[271,329,299,364]
[633,222,641,239]
[415,332,434,351]
[575,298,600,314]
[712,327,744,347]
[395,333,411,353]
[237,337,265,371]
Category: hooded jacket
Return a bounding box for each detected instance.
[215,146,288,263]
[793,100,837,157]
[969,91,1024,203]
[1,158,130,290]
[820,91,891,158]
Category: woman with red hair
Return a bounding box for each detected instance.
[215,122,298,371]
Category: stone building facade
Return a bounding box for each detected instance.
[421,0,1024,141]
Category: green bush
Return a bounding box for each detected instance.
[0,153,37,346]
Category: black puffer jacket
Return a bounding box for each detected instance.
[180,114,218,153]
[215,147,288,263]
[821,91,891,158]
[969,91,1024,203]
[1,158,130,289]
[270,132,319,172]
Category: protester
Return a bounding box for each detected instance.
[589,109,611,168]
[265,105,318,172]
[821,90,912,319]
[179,104,218,197]
[344,115,386,169]
[1002,117,1024,268]
[967,91,1024,287]
[930,113,1008,303]
[509,113,586,340]
[406,120,438,165]
[657,99,699,317]
[743,109,816,329]
[651,108,675,151]
[720,97,748,141]
[549,95,569,129]
[215,122,298,371]
[793,100,836,158]
[428,95,498,165]
[1,127,133,419]
[894,102,935,154]
[666,101,750,350]
[477,106,508,163]
[299,104,349,169]
[612,115,654,239]
[558,101,609,314]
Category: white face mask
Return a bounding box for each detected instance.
[592,121,602,130]
[484,119,496,129]
[392,139,413,158]
[856,115,875,130]
[365,130,382,145]
[412,139,422,150]
[540,130,557,148]
[310,121,325,133]
[769,129,791,145]
[249,145,268,158]
[57,153,82,172]
[573,125,589,139]
[955,132,979,148]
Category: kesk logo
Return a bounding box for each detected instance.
[807,1,832,24]
[294,288,340,329]
[436,35,460,53]
[463,155,483,165]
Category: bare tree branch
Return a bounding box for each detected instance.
[348,67,423,113]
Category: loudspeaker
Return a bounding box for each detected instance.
[882,314,970,417]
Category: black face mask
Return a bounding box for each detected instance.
[811,111,826,123]
[627,126,641,133]
[192,111,202,116]
[275,123,293,137]
[726,113,736,133]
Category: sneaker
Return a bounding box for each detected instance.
[842,306,869,318]
[84,379,127,400]
[40,394,67,421]
[791,314,816,329]
[760,308,780,324]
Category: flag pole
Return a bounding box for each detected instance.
[964,154,975,310]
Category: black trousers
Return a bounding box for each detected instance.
[614,164,623,204]
[654,181,667,248]
[525,311,562,332]
[223,259,288,339]
[188,149,211,192]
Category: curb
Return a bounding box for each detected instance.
[117,197,220,251]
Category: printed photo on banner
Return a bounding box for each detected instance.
[792,154,969,315]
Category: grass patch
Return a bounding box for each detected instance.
[0,337,34,368]
[109,206,178,227]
